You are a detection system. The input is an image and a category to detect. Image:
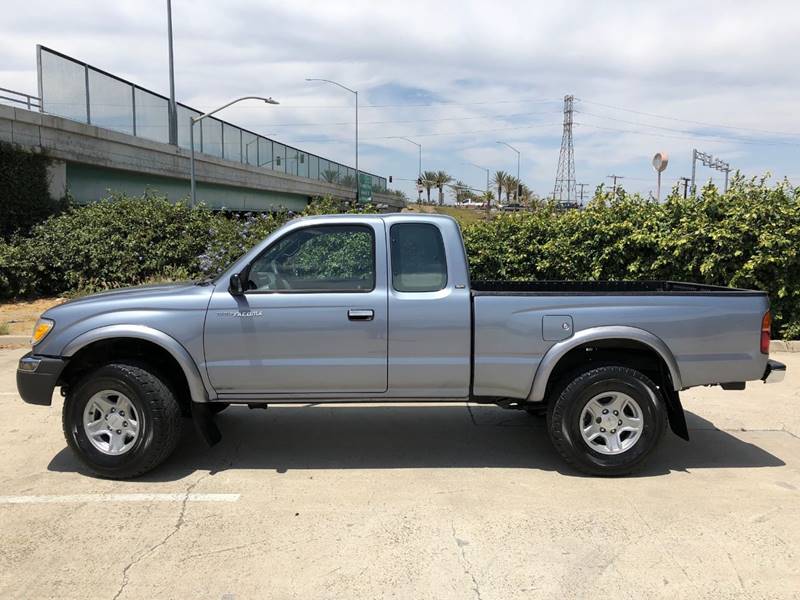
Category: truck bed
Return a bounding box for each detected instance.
[470,280,770,399]
[471,280,766,296]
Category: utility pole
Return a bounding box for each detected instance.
[607,174,624,198]
[577,183,588,206]
[307,79,359,200]
[553,94,577,207]
[166,0,177,146]
[679,177,690,199]
[496,141,521,201]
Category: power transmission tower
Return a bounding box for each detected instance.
[607,174,624,198]
[553,95,577,208]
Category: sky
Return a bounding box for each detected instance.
[2,0,800,203]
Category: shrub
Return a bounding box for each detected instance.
[461,175,800,338]
[0,193,378,298]
[2,179,800,338]
[0,142,68,238]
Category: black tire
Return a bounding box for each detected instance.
[62,361,182,479]
[547,365,667,476]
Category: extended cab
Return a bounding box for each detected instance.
[17,213,786,478]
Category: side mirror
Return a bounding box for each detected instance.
[229,273,245,296]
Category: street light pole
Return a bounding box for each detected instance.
[306,78,359,201]
[189,96,279,207]
[389,136,422,177]
[496,141,521,201]
[388,136,422,202]
[462,161,490,195]
[166,0,177,145]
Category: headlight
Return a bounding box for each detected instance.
[31,318,54,346]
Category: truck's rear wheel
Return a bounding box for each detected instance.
[62,362,182,479]
[547,365,667,476]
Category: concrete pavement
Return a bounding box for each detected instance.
[0,346,798,599]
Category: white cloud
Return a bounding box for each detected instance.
[2,0,799,201]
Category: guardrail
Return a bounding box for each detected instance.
[0,87,41,111]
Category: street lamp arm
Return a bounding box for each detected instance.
[496,141,520,154]
[461,161,491,197]
[389,136,421,149]
[462,160,489,172]
[192,96,279,123]
[305,78,357,95]
[189,95,279,208]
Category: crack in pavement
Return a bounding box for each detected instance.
[110,472,211,600]
[451,522,482,600]
[109,435,244,599]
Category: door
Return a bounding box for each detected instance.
[385,219,472,397]
[204,222,388,396]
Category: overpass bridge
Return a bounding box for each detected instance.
[0,46,404,213]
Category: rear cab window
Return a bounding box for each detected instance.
[390,223,448,292]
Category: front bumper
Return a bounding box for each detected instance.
[16,352,67,405]
[762,359,786,384]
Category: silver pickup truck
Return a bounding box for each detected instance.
[17,213,785,478]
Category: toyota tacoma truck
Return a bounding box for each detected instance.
[17,213,786,478]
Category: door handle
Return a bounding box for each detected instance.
[348,309,374,321]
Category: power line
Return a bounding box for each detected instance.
[287,121,562,143]
[228,109,560,129]
[230,97,562,110]
[577,98,800,138]
[576,122,800,147]
[577,111,800,146]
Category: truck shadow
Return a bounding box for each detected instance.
[47,404,786,480]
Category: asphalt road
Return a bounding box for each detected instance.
[0,346,798,599]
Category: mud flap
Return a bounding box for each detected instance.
[191,402,222,446]
[663,388,689,441]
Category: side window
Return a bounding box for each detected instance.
[247,225,375,292]
[390,223,448,292]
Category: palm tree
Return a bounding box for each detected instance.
[518,184,532,207]
[422,170,438,204]
[322,169,339,184]
[481,190,495,216]
[503,176,519,204]
[434,171,452,205]
[451,180,470,204]
[492,171,509,206]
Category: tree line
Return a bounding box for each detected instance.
[416,170,539,207]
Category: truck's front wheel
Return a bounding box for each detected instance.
[62,362,182,479]
[547,365,667,476]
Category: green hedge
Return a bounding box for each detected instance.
[0,142,67,238]
[462,175,800,338]
[1,176,799,338]
[0,194,376,299]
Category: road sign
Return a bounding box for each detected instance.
[652,152,669,202]
[358,173,372,203]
